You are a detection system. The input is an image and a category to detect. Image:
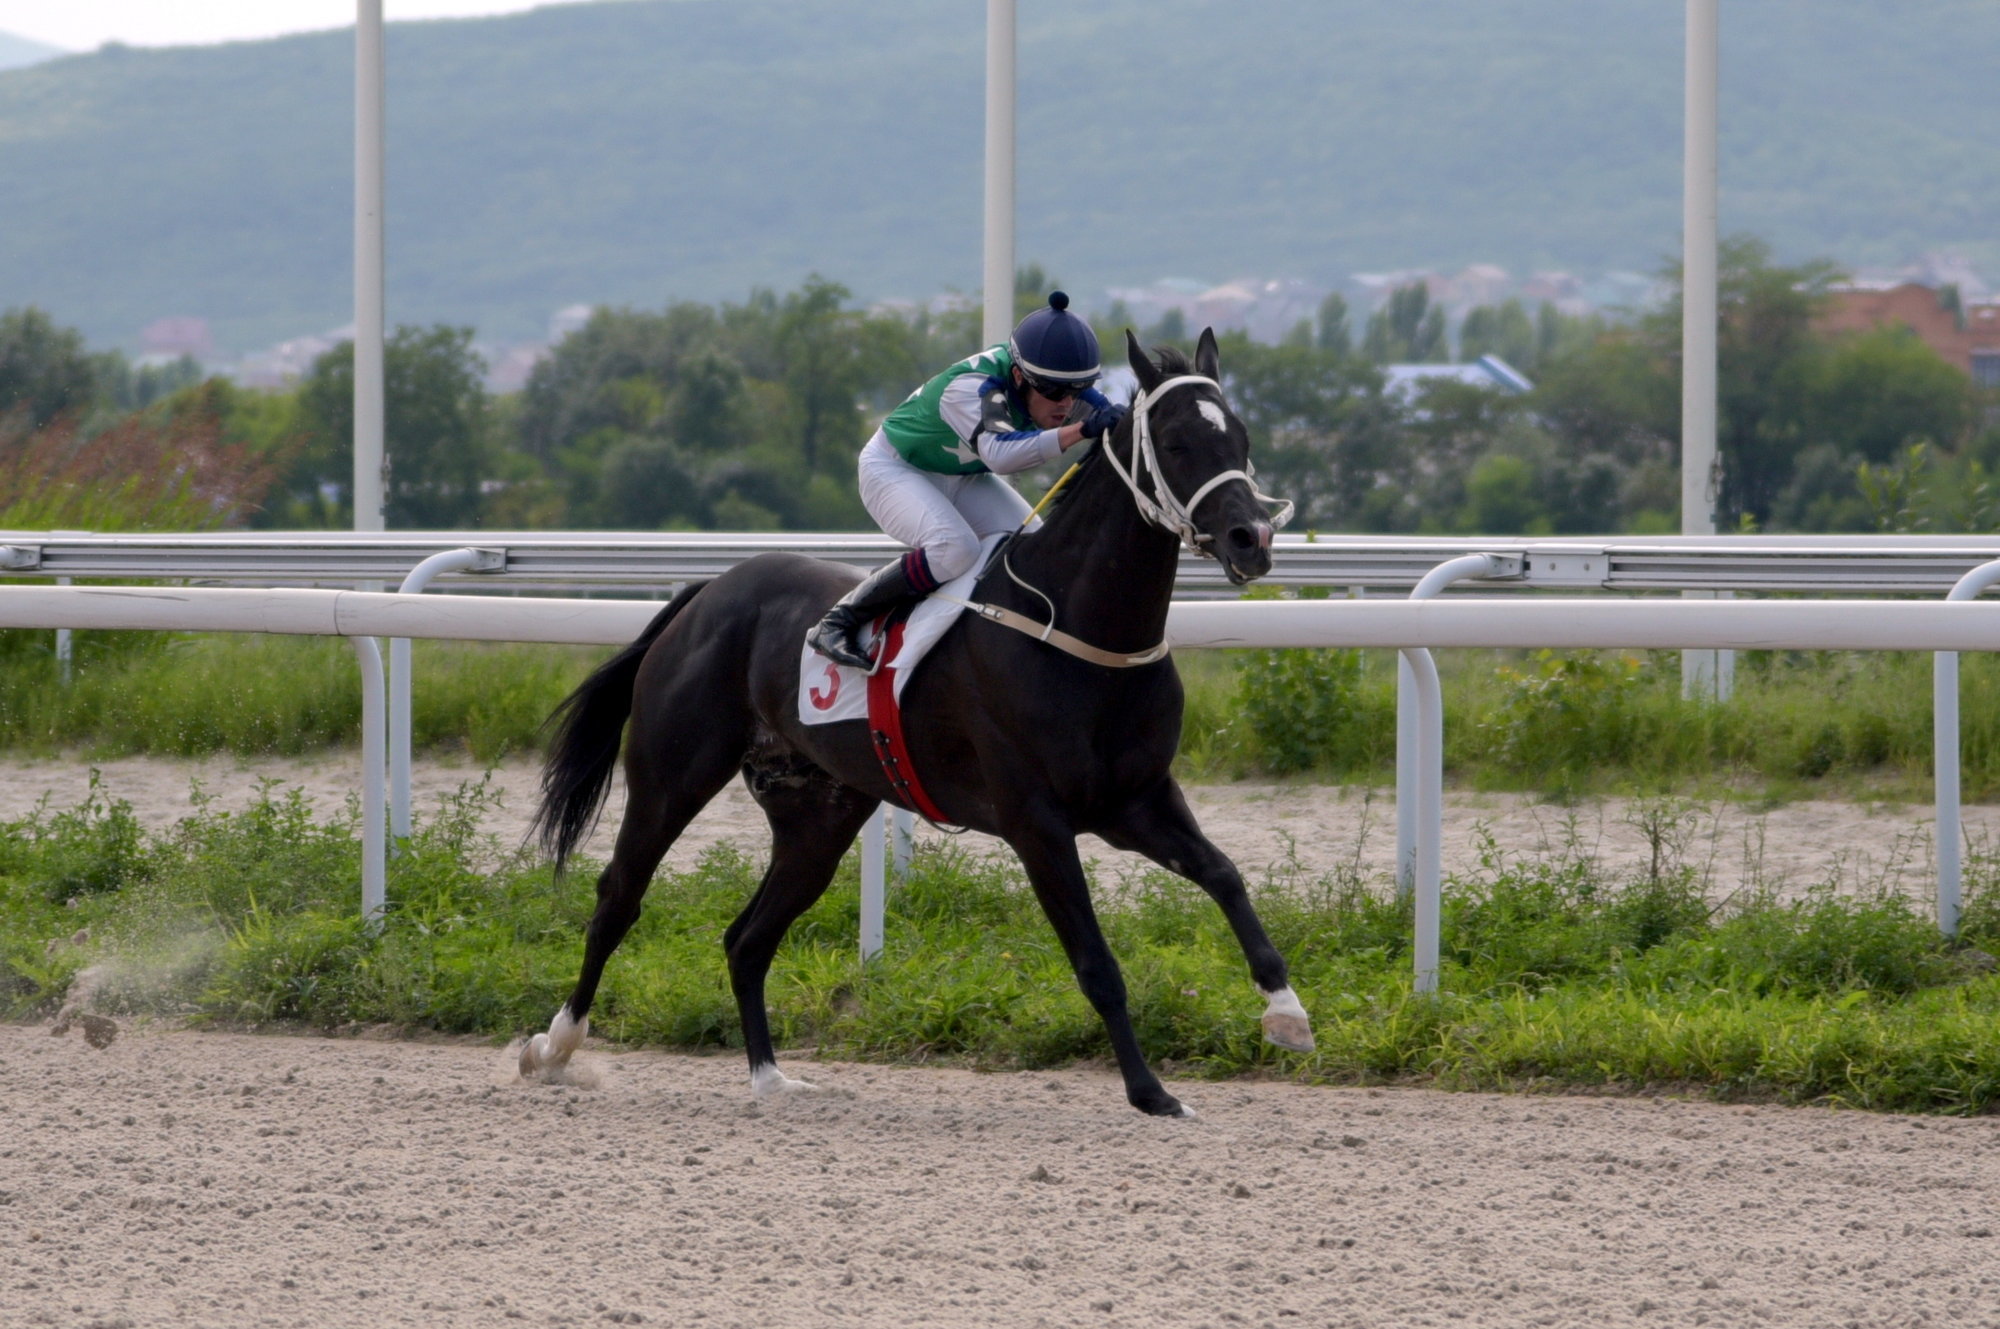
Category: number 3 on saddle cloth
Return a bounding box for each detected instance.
[795,535,1006,824]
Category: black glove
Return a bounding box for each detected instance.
[1081,402,1125,439]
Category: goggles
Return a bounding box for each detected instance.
[1021,372,1095,403]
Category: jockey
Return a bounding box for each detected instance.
[806,291,1125,670]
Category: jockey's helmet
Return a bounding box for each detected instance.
[1009,292,1100,390]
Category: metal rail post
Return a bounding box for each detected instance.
[859,805,914,960]
[860,806,887,960]
[351,635,387,924]
[892,806,914,879]
[1935,558,2000,936]
[391,548,501,842]
[1397,553,1515,992]
[54,576,71,684]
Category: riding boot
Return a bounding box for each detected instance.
[806,552,933,670]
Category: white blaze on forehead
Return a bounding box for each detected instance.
[1196,400,1229,433]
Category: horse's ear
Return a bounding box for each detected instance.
[1125,330,1163,394]
[1195,326,1220,380]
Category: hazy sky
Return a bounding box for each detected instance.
[0,1,604,52]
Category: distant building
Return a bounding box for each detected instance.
[1383,355,1533,399]
[1818,282,2000,387]
[139,316,213,361]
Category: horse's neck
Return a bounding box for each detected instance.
[1000,435,1181,652]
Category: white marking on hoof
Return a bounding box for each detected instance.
[519,1007,588,1079]
[750,1063,818,1099]
[1175,1101,1199,1119]
[1259,985,1316,1053]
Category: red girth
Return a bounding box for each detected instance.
[865,614,950,825]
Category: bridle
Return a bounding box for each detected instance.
[1103,373,1294,555]
[935,372,1295,670]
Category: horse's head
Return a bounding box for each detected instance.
[1120,328,1285,585]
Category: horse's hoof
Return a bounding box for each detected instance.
[1133,1089,1194,1118]
[519,1007,589,1080]
[1262,1011,1317,1053]
[750,1064,818,1099]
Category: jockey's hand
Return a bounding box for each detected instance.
[1081,402,1125,440]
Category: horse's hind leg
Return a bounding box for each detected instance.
[1100,779,1315,1053]
[726,761,878,1098]
[520,713,746,1078]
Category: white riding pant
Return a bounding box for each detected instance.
[857,432,1037,583]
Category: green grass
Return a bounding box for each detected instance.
[9,777,2000,1114]
[1179,644,1999,802]
[0,630,598,761]
[3,628,1997,804]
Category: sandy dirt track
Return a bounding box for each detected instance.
[0,753,1976,900]
[7,1023,2000,1329]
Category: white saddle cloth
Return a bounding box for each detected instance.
[796,535,1005,726]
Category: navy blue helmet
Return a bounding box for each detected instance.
[1009,291,1100,390]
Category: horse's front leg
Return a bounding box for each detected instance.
[1002,803,1193,1118]
[1100,779,1315,1054]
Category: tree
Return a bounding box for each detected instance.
[1361,284,1446,364]
[1458,298,1536,370]
[1316,292,1352,357]
[0,307,97,428]
[95,352,203,413]
[293,325,491,528]
[1213,331,1399,530]
[774,275,864,475]
[1806,325,1972,464]
[516,304,720,461]
[1651,236,1840,527]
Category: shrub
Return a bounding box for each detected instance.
[1479,649,1648,779]
[1236,644,1368,774]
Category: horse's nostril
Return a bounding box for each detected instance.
[1228,525,1257,551]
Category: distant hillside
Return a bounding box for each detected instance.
[0,0,1994,353]
[0,29,64,71]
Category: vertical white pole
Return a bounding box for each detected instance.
[1681,0,1724,700]
[351,635,387,925]
[354,0,387,536]
[1933,559,2000,935]
[860,805,886,960]
[391,548,487,843]
[891,806,914,881]
[54,576,72,685]
[1936,649,1962,937]
[982,0,1016,348]
[1406,648,1444,995]
[1394,655,1416,899]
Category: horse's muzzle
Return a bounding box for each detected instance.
[1220,520,1274,584]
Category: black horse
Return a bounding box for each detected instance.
[521,329,1314,1117]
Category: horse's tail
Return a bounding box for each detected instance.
[530,580,709,874]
